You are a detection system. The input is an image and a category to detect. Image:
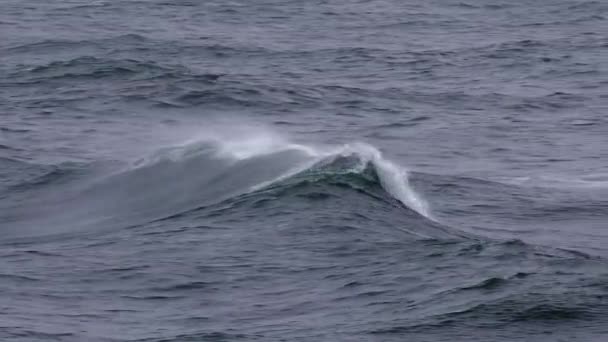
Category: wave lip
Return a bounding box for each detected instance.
[308,142,431,218]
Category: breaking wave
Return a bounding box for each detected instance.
[1,133,434,239]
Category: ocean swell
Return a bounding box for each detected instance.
[1,133,433,239]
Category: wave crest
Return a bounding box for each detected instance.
[144,135,431,219]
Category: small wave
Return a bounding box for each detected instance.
[0,127,31,133]
[0,159,74,198]
[371,303,596,336]
[13,56,180,82]
[6,34,150,54]
[6,40,96,53]
[460,277,507,290]
[446,300,597,323]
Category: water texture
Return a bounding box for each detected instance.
[1,0,607,341]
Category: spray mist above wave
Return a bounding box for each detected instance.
[133,131,432,219]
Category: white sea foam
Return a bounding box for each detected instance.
[331,142,431,218]
[500,174,608,189]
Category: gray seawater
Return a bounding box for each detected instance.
[1,0,607,341]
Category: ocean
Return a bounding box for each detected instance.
[1,0,607,341]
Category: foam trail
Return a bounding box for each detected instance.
[500,174,608,189]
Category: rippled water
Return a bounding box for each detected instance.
[1,0,607,341]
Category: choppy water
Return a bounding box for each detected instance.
[1,0,607,341]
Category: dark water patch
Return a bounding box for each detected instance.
[461,277,507,291]
[121,294,186,301]
[450,299,599,324]
[566,1,606,11]
[512,304,593,321]
[173,88,265,108]
[175,43,272,58]
[0,330,75,340]
[3,162,88,194]
[6,39,98,54]
[21,250,62,257]
[371,291,607,336]
[0,273,40,282]
[0,144,16,151]
[0,127,32,133]
[0,160,60,195]
[104,33,151,44]
[15,56,177,81]
[164,80,322,109]
[154,0,200,7]
[151,281,214,292]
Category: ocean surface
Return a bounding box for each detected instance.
[1,0,607,341]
